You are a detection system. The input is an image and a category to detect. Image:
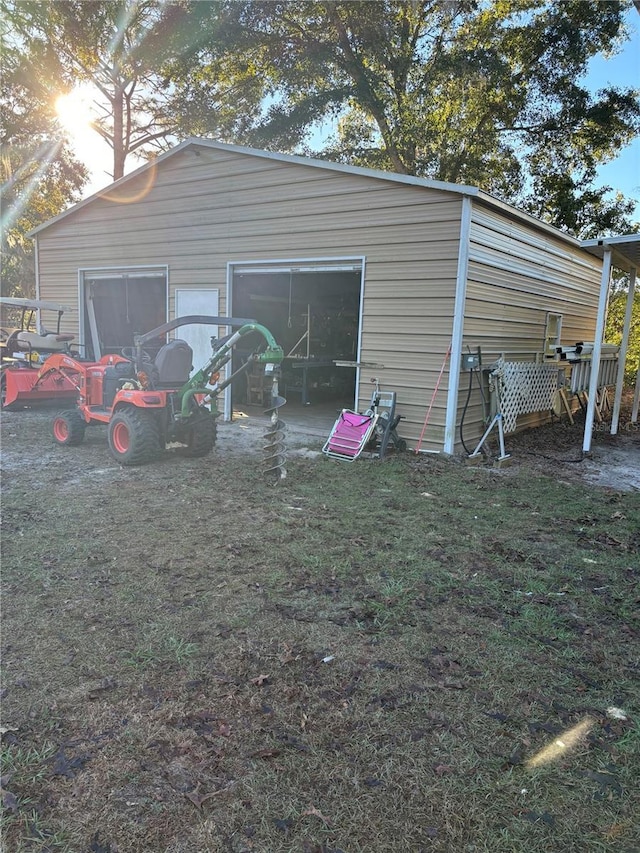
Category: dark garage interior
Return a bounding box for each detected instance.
[230,269,361,410]
[83,273,167,359]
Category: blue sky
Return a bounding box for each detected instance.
[582,8,640,219]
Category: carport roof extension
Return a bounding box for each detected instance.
[581,234,640,275]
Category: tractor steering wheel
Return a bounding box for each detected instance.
[121,346,153,363]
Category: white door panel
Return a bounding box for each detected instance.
[174,289,219,373]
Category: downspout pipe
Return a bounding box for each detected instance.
[443,195,472,455]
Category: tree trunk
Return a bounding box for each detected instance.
[113,74,125,181]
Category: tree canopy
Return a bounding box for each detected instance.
[606,288,640,383]
[1,0,214,296]
[2,0,639,250]
[1,21,87,297]
[2,0,201,181]
[173,0,638,236]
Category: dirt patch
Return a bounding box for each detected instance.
[580,439,640,491]
[1,405,638,491]
[480,415,640,493]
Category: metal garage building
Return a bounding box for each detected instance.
[28,139,634,454]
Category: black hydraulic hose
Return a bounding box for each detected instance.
[459,365,475,455]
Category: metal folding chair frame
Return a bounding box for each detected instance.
[322,409,379,461]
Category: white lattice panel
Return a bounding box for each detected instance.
[492,360,562,433]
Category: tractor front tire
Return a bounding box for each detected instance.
[53,410,86,446]
[108,409,161,466]
[180,411,217,458]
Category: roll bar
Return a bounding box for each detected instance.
[133,315,257,347]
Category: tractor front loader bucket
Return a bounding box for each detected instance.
[1,361,79,410]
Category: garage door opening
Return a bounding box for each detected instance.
[82,269,168,359]
[230,263,363,411]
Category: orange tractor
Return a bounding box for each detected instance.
[47,316,285,467]
[1,297,81,409]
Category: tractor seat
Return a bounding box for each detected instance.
[153,339,193,388]
[12,330,74,352]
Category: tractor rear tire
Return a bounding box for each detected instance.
[180,411,217,458]
[53,409,86,446]
[108,409,161,466]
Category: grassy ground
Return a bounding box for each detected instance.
[1,411,639,852]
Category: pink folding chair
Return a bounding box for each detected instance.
[322,409,379,461]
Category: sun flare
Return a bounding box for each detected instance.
[55,86,95,138]
[526,717,594,769]
[54,84,111,187]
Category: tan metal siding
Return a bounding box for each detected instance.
[458,203,603,449]
[35,149,463,451]
[34,148,606,456]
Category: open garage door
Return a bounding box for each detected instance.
[229,260,363,411]
[82,268,168,359]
